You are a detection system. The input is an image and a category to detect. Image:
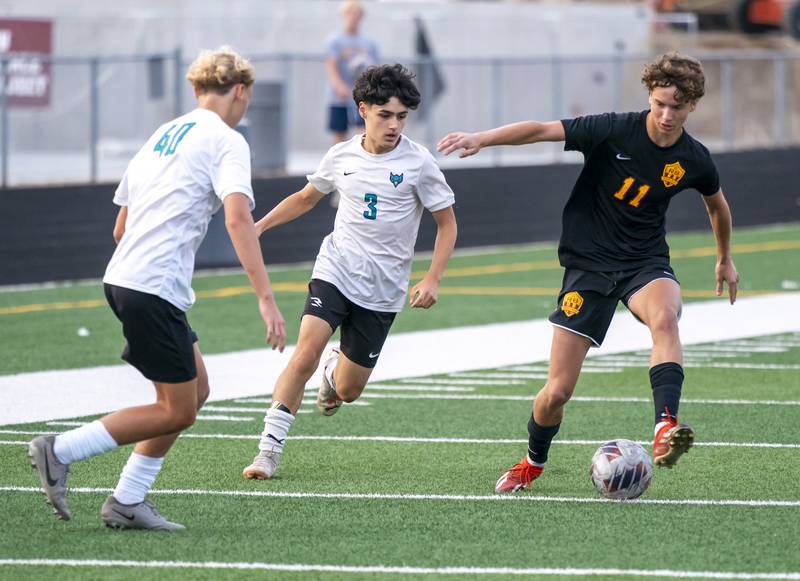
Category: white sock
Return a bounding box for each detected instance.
[53,420,117,464]
[324,355,338,393]
[113,452,164,505]
[258,404,295,453]
[525,455,546,468]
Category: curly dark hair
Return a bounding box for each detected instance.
[641,52,705,103]
[352,64,421,109]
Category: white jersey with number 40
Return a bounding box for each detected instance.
[104,108,254,312]
[308,134,455,312]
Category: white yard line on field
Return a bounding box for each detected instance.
[2,294,799,425]
[8,559,800,581]
[1,430,798,449]
[221,394,800,406]
[0,559,798,579]
[2,485,800,508]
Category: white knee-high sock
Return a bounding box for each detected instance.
[258,404,295,453]
[324,358,338,392]
[113,452,165,505]
[53,420,117,464]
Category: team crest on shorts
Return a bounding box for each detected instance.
[561,291,584,317]
[661,161,686,188]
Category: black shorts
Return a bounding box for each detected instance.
[328,105,365,133]
[547,265,679,347]
[104,283,198,383]
[302,279,396,368]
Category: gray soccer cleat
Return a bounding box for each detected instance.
[101,495,185,531]
[28,435,72,521]
[317,348,343,416]
[242,449,281,480]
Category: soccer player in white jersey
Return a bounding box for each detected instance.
[242,64,457,480]
[28,47,286,530]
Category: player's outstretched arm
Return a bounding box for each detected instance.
[437,121,565,158]
[224,192,287,351]
[255,183,327,235]
[703,189,739,304]
[410,206,457,309]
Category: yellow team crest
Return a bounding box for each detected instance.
[661,161,686,188]
[561,291,584,317]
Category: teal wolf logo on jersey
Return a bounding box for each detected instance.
[389,172,404,188]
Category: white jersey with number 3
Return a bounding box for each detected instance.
[104,108,254,311]
[307,134,455,312]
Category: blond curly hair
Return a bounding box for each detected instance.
[186,46,255,95]
[641,52,705,103]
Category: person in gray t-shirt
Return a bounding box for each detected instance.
[325,0,379,144]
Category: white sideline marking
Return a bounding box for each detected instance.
[684,345,788,353]
[360,385,475,392]
[0,440,27,446]
[449,373,549,380]
[399,378,527,385]
[0,560,798,580]
[46,416,257,426]
[213,394,800,406]
[295,385,476,394]
[1,430,798,449]
[196,415,257,422]
[3,294,799,425]
[2,485,800,508]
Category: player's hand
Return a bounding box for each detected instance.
[409,278,439,309]
[259,296,286,352]
[715,259,739,304]
[335,82,350,101]
[437,132,482,158]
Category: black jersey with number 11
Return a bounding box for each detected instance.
[558,110,719,272]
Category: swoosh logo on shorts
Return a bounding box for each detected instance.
[368,352,380,359]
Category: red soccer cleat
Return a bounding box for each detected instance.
[495,457,544,494]
[653,421,694,468]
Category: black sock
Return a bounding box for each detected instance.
[271,402,292,415]
[650,362,684,425]
[527,416,561,464]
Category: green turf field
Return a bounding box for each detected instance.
[1,223,799,580]
[0,222,798,375]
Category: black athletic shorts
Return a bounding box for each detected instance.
[104,283,198,383]
[547,265,679,347]
[302,278,396,368]
[328,104,365,133]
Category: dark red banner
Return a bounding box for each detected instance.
[0,18,52,107]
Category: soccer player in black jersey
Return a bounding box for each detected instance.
[438,52,740,493]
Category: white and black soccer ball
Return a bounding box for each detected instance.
[590,439,653,500]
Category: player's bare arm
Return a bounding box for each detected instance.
[410,205,457,309]
[255,182,327,235]
[224,192,287,351]
[112,206,128,244]
[437,120,566,158]
[703,189,739,304]
[325,56,350,101]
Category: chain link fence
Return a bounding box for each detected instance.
[2,49,799,187]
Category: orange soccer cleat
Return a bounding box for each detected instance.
[494,457,544,494]
[653,421,694,468]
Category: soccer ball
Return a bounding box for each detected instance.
[590,439,653,500]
